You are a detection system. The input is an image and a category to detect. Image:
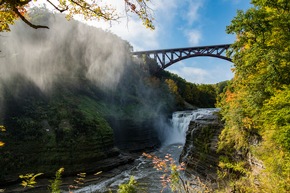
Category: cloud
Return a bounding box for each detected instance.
[167,58,234,84]
[185,29,202,45]
[89,18,159,51]
[180,0,205,46]
[169,66,209,84]
[89,0,160,50]
[30,0,206,51]
[186,0,204,25]
[30,0,160,51]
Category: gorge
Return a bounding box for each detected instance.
[0,9,223,192]
[1,1,289,192]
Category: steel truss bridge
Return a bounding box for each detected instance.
[132,44,232,69]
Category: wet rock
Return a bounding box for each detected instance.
[108,118,161,152]
[179,111,223,185]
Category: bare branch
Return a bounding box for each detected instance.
[13,7,49,29]
[46,0,68,13]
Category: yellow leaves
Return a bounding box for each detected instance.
[94,7,101,14]
[0,126,5,132]
[242,117,254,130]
[218,1,290,191]
[73,172,86,186]
[57,167,64,174]
[0,125,5,147]
[94,171,102,175]
[1,0,154,32]
[59,0,67,7]
[124,0,155,30]
[143,18,155,30]
[0,9,18,32]
[19,173,44,188]
[165,79,178,95]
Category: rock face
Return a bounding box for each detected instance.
[109,118,161,152]
[179,111,223,183]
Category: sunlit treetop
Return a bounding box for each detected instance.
[0,0,155,32]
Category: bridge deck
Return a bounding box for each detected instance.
[131,44,232,69]
[132,44,231,55]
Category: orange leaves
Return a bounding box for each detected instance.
[1,0,155,32]
[143,152,186,191]
[16,4,28,15]
[225,89,236,103]
[124,0,155,29]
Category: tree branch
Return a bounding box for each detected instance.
[46,0,68,13]
[13,7,49,29]
[70,0,119,21]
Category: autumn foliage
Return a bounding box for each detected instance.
[217,0,290,192]
[0,0,154,32]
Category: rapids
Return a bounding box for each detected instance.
[69,108,218,193]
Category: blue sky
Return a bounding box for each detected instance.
[33,0,252,84]
[97,0,252,84]
[153,0,252,84]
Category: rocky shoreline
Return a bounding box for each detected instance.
[1,151,147,193]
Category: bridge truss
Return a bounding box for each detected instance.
[132,44,232,69]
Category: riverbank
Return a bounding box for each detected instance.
[1,151,146,193]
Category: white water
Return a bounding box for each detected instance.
[68,108,218,193]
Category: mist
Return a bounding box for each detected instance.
[0,9,130,92]
[0,8,176,147]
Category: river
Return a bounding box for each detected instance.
[2,109,217,193]
[68,108,218,193]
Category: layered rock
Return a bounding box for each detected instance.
[180,111,223,183]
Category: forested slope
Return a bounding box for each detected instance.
[217,0,290,192]
[0,9,221,185]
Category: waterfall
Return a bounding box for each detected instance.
[61,109,219,193]
[163,109,219,146]
[162,111,195,145]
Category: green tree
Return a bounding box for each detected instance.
[165,79,178,95]
[49,168,64,193]
[0,0,154,32]
[184,83,199,105]
[118,176,138,193]
[217,0,290,192]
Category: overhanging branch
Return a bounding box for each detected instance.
[47,0,68,13]
[13,7,49,29]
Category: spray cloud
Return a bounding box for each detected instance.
[0,9,175,148]
[0,9,130,93]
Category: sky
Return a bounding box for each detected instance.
[32,0,252,84]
